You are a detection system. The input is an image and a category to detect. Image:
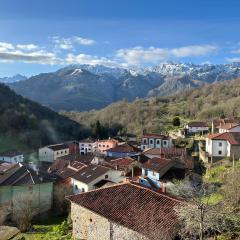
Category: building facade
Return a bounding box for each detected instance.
[141,134,172,151]
[0,151,23,163]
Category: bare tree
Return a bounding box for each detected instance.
[12,193,39,232]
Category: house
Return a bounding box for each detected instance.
[143,147,186,159]
[107,157,136,176]
[186,121,209,134]
[141,133,173,151]
[79,138,96,155]
[106,143,139,158]
[0,163,53,213]
[71,164,124,194]
[67,182,182,240]
[66,141,80,154]
[206,132,240,160]
[217,123,240,133]
[96,139,118,154]
[39,143,69,163]
[212,118,240,133]
[0,151,24,163]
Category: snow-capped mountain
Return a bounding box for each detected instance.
[9,62,240,111]
[0,74,27,83]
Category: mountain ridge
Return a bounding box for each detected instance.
[9,62,240,111]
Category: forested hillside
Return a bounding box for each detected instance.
[0,84,90,151]
[63,78,240,135]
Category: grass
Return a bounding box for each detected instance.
[12,216,71,240]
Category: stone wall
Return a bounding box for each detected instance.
[71,202,147,240]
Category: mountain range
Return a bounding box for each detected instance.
[0,74,27,83]
[9,62,240,111]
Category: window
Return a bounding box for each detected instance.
[103,145,105,148]
[156,140,160,145]
[149,140,153,144]
[105,174,108,179]
[75,185,78,190]
[99,144,101,147]
[65,150,67,153]
[81,188,85,192]
[219,142,222,147]
[218,150,222,155]
[163,141,167,145]
[143,139,147,144]
[106,145,109,148]
[142,146,145,150]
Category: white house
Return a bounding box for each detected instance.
[79,138,96,155]
[0,151,24,163]
[186,122,209,134]
[39,143,69,163]
[71,164,125,194]
[141,134,172,151]
[217,123,240,133]
[206,132,240,159]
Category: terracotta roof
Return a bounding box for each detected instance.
[213,118,240,127]
[143,148,186,157]
[106,143,139,153]
[207,132,240,145]
[143,133,170,139]
[142,157,174,173]
[187,121,208,127]
[57,154,94,164]
[67,182,183,239]
[110,157,134,167]
[46,143,69,151]
[0,151,23,157]
[217,123,240,130]
[71,164,110,184]
[79,138,96,143]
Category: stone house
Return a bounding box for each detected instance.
[67,182,182,240]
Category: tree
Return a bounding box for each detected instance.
[172,181,220,240]
[172,116,181,127]
[12,193,39,232]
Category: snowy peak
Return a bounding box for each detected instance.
[0,74,27,83]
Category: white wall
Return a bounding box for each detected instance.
[39,147,69,162]
[79,142,96,155]
[0,154,24,163]
[188,126,209,133]
[206,139,229,157]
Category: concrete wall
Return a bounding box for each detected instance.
[71,203,147,240]
[206,139,229,157]
[39,147,69,162]
[141,138,172,150]
[0,182,53,212]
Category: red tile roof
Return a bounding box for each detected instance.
[110,157,134,167]
[142,157,174,173]
[106,143,139,153]
[217,123,240,130]
[67,182,183,239]
[207,132,240,145]
[143,147,186,157]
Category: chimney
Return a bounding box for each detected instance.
[161,182,166,193]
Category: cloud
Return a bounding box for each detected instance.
[225,57,240,63]
[51,36,95,50]
[65,53,117,66]
[230,49,240,54]
[116,46,169,65]
[0,42,14,52]
[115,45,217,66]
[171,45,217,58]
[73,36,95,45]
[0,49,60,64]
[16,44,39,51]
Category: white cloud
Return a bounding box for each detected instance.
[225,57,240,63]
[51,37,73,50]
[74,36,95,45]
[0,42,14,52]
[230,49,240,54]
[116,46,169,66]
[171,45,217,58]
[65,53,117,66]
[16,44,39,51]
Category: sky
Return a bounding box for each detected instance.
[1,0,240,77]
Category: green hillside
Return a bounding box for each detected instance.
[62,78,240,136]
[0,84,90,151]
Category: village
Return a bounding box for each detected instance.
[1,117,240,240]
